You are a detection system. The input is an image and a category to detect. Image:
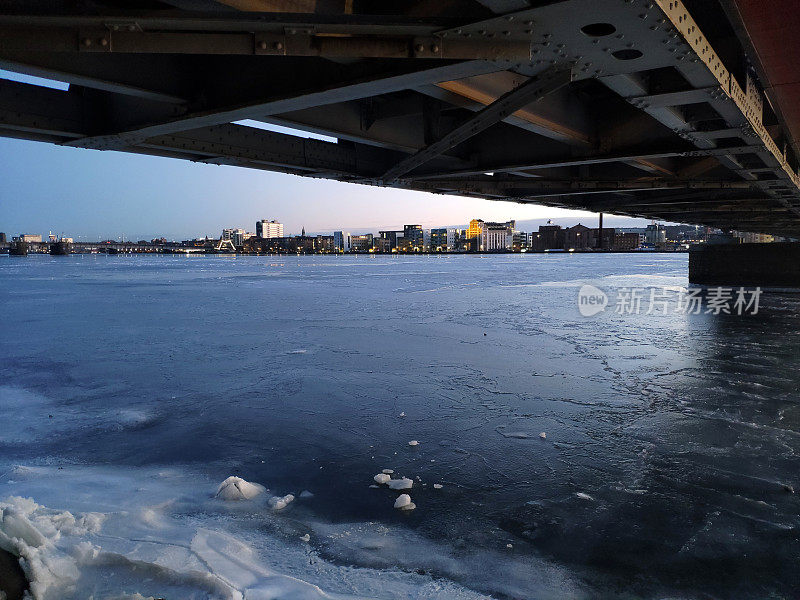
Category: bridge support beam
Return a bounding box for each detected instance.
[689,242,800,287]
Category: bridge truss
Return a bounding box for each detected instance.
[1,0,799,235]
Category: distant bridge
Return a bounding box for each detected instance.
[1,0,799,236]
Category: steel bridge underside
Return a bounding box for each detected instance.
[1,0,799,236]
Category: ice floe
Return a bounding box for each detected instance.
[373,473,391,485]
[388,478,413,491]
[576,492,594,501]
[408,440,419,447]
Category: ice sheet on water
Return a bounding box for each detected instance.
[0,464,510,600]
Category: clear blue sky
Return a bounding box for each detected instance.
[0,69,648,241]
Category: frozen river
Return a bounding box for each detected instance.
[1,253,799,599]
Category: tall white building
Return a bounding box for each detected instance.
[256,219,283,239]
[222,228,246,246]
[446,228,461,251]
[333,231,351,252]
[481,220,515,251]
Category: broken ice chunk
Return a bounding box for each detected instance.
[388,478,413,490]
[373,473,391,485]
[394,494,415,510]
[215,476,265,501]
[268,494,295,510]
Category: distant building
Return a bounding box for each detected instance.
[447,228,463,252]
[20,234,42,243]
[256,219,283,239]
[372,237,392,253]
[532,223,564,251]
[564,224,592,250]
[0,232,7,244]
[465,219,514,251]
[644,223,666,246]
[482,220,515,251]
[430,228,448,251]
[351,233,373,252]
[316,235,334,253]
[512,230,528,251]
[403,225,424,251]
[333,231,351,252]
[379,230,402,250]
[261,236,315,253]
[613,232,640,250]
[591,227,615,250]
[733,231,774,244]
[222,228,246,247]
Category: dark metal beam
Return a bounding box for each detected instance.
[0,50,192,103]
[408,145,764,180]
[0,25,532,62]
[65,60,505,150]
[381,67,572,182]
[141,123,393,176]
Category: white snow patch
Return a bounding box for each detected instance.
[215,476,265,501]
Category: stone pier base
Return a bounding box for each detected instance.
[689,242,800,287]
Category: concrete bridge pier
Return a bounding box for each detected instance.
[689,243,800,287]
